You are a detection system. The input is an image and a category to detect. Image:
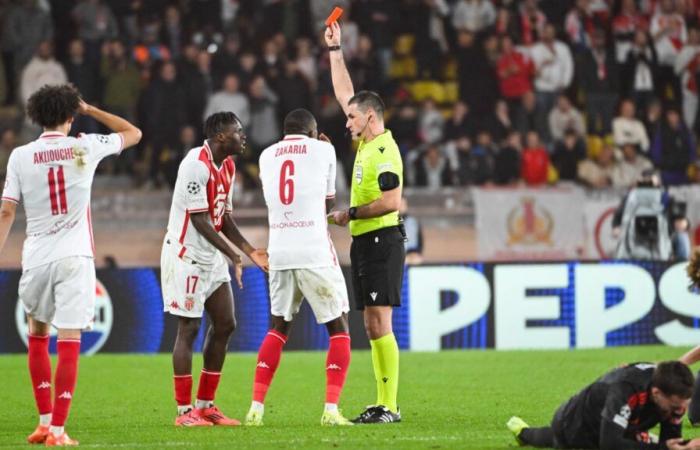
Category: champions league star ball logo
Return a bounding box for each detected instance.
[15,279,114,355]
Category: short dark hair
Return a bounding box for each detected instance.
[203,111,241,139]
[348,90,385,117]
[283,108,316,135]
[651,361,694,398]
[26,84,81,128]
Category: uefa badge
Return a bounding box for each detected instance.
[355,164,363,185]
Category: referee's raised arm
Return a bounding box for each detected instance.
[325,22,354,114]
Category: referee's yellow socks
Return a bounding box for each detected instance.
[369,333,399,413]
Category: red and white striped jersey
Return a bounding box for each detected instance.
[1,131,123,269]
[259,134,338,270]
[165,142,235,264]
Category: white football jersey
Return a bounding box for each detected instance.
[165,142,235,265]
[2,131,123,270]
[259,134,339,270]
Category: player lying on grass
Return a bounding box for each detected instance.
[0,84,142,446]
[679,249,700,425]
[244,109,352,427]
[161,111,268,427]
[508,361,700,449]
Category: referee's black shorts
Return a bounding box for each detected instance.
[350,225,406,310]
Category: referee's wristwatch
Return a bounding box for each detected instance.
[348,207,358,220]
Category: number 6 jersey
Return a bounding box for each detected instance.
[259,134,339,270]
[1,131,123,270]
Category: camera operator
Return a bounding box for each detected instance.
[612,170,691,261]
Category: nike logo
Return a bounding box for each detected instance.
[370,292,378,301]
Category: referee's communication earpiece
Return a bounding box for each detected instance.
[356,114,371,138]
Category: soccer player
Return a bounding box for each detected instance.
[507,361,700,450]
[325,21,405,424]
[679,251,700,425]
[244,109,352,427]
[0,84,142,446]
[162,111,268,427]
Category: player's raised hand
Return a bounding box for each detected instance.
[250,248,269,273]
[77,99,91,115]
[325,21,341,47]
[318,133,331,143]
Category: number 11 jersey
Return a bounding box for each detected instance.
[1,131,123,269]
[259,135,339,270]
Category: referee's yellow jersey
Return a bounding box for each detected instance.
[349,130,403,237]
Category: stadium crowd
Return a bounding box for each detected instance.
[1,0,700,191]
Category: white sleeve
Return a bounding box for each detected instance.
[327,147,337,199]
[1,151,20,204]
[80,133,124,164]
[179,160,210,213]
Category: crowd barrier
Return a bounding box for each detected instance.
[0,261,696,354]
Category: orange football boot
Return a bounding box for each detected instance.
[45,432,78,446]
[198,406,241,426]
[26,425,49,444]
[174,409,212,427]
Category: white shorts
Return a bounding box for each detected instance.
[161,241,231,318]
[18,256,96,329]
[269,266,350,324]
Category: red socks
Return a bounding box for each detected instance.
[28,334,53,415]
[252,330,287,403]
[51,339,80,427]
[196,370,221,403]
[174,374,193,407]
[326,333,351,404]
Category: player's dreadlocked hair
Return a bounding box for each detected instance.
[26,84,81,128]
[687,248,700,289]
[203,111,240,139]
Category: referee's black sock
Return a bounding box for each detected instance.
[520,427,555,447]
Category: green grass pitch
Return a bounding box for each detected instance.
[2,346,700,449]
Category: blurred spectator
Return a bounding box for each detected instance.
[414,144,454,189]
[275,60,312,119]
[493,130,521,185]
[204,73,250,127]
[211,33,241,88]
[611,143,654,188]
[164,125,197,188]
[20,40,67,106]
[444,101,475,142]
[414,0,449,79]
[579,28,619,135]
[101,39,141,123]
[548,95,586,143]
[644,98,664,138]
[294,37,318,91]
[612,0,649,64]
[531,24,574,115]
[237,51,260,90]
[650,108,695,185]
[451,0,496,34]
[161,5,188,60]
[0,57,5,105]
[455,29,498,114]
[65,38,99,134]
[260,37,284,85]
[521,131,549,185]
[418,98,445,145]
[1,0,54,100]
[453,135,494,185]
[388,102,420,153]
[351,0,393,81]
[400,197,424,265]
[177,46,213,129]
[613,99,650,153]
[515,90,550,144]
[578,142,616,188]
[650,0,686,68]
[71,0,118,67]
[140,61,188,186]
[349,34,382,93]
[675,26,700,129]
[565,0,595,52]
[132,19,171,67]
[551,129,586,182]
[515,0,547,46]
[0,128,17,180]
[481,99,512,143]
[248,75,280,154]
[495,35,535,104]
[621,30,658,112]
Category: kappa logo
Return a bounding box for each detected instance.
[58,391,72,400]
[170,301,179,310]
[37,381,51,389]
[257,361,270,369]
[370,292,378,301]
[327,364,342,371]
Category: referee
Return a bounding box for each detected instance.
[325,21,404,424]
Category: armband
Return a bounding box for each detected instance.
[378,172,400,191]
